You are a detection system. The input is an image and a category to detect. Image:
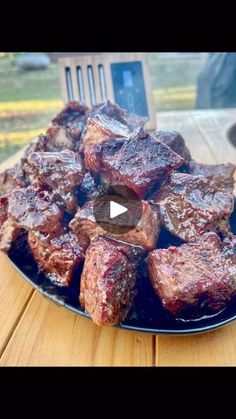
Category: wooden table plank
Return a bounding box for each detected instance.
[156,323,236,366]
[157,111,216,163]
[0,293,154,366]
[193,109,236,164]
[155,109,236,366]
[0,253,34,357]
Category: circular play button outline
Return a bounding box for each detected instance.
[93,185,143,234]
[110,200,128,218]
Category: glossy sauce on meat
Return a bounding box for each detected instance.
[80,236,144,326]
[28,230,89,286]
[151,172,234,241]
[148,232,236,318]
[8,186,63,234]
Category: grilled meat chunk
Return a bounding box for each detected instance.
[148,232,236,317]
[95,128,184,198]
[90,100,147,130]
[151,172,234,242]
[0,218,22,253]
[28,149,84,194]
[51,101,88,141]
[0,163,29,195]
[82,114,130,152]
[46,126,77,151]
[70,199,160,250]
[8,186,63,234]
[21,131,79,186]
[21,135,49,184]
[84,137,126,174]
[80,236,144,326]
[153,130,191,161]
[0,194,22,253]
[28,230,89,286]
[188,160,236,193]
[90,100,127,124]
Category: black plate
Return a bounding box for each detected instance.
[8,204,236,335]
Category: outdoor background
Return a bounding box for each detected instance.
[0,52,208,163]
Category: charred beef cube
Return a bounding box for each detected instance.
[0,163,29,195]
[0,195,22,253]
[27,149,84,214]
[84,137,126,174]
[151,172,234,242]
[21,135,49,184]
[122,111,148,131]
[90,100,128,124]
[52,101,88,124]
[51,101,88,142]
[90,100,148,130]
[82,114,130,152]
[28,230,89,286]
[148,232,236,318]
[8,186,63,234]
[98,128,184,198]
[188,160,236,193]
[28,149,84,194]
[153,130,191,162]
[46,126,77,152]
[49,122,86,144]
[70,199,160,250]
[0,218,22,253]
[80,236,144,326]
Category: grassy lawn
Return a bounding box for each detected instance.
[0,53,207,163]
[0,55,63,162]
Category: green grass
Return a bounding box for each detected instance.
[0,53,207,163]
[0,56,61,102]
[0,55,63,162]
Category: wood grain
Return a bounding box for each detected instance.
[0,293,154,366]
[58,53,156,130]
[156,323,236,366]
[0,253,33,356]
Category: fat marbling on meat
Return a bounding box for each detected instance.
[28,229,89,286]
[148,232,236,318]
[151,172,234,242]
[80,236,144,326]
[8,186,63,234]
[188,160,236,193]
[85,128,184,198]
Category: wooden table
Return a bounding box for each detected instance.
[1,108,236,366]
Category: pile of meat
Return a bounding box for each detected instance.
[1,100,236,326]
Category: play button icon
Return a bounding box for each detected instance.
[93,185,143,234]
[110,201,128,219]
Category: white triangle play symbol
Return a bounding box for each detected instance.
[110,200,128,219]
